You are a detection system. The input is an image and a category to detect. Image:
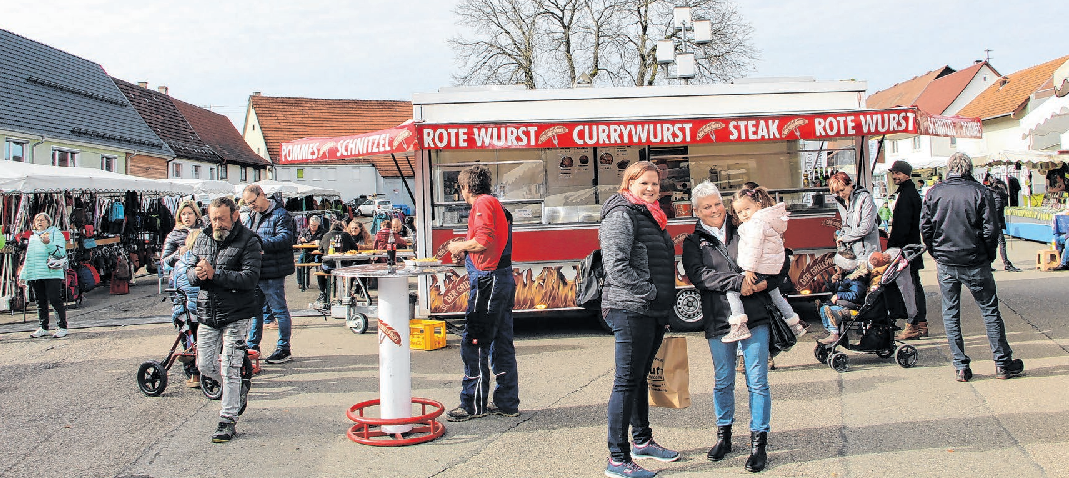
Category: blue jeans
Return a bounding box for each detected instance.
[1057,234,1069,267]
[604,308,665,461]
[936,263,1014,370]
[248,277,292,351]
[459,262,519,415]
[708,324,770,433]
[819,305,844,334]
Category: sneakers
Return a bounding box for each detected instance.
[264,349,292,364]
[1005,264,1022,272]
[605,458,656,478]
[722,315,752,343]
[956,367,973,382]
[896,323,922,341]
[996,359,1025,379]
[632,439,680,462]
[487,403,520,417]
[29,328,50,338]
[211,421,236,443]
[52,328,68,338]
[446,406,487,422]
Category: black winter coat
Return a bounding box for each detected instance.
[244,199,296,279]
[160,227,191,270]
[186,223,262,329]
[599,194,676,320]
[888,178,924,270]
[681,221,775,340]
[921,175,997,267]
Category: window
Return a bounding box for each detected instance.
[949,136,957,147]
[52,148,78,167]
[4,139,26,162]
[912,136,921,151]
[209,167,216,180]
[100,155,116,172]
[296,168,304,179]
[173,162,182,178]
[219,165,228,180]
[192,165,201,179]
[254,168,262,181]
[240,167,247,181]
[889,140,898,154]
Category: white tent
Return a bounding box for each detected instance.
[0,161,191,194]
[168,178,237,195]
[1020,95,1069,150]
[236,180,340,198]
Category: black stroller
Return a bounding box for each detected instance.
[813,244,924,372]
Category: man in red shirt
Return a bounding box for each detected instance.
[445,165,519,421]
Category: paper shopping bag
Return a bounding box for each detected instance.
[648,336,690,409]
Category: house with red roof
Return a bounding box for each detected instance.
[867,61,1000,181]
[241,94,413,204]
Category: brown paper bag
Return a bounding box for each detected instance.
[648,336,690,409]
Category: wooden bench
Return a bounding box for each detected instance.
[1037,249,1060,271]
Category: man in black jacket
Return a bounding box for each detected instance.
[886,161,928,340]
[187,196,262,443]
[921,153,1024,383]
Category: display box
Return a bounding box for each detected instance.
[410,319,447,351]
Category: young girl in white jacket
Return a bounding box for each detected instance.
[723,187,806,342]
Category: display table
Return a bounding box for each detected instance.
[333,262,449,446]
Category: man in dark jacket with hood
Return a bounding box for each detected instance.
[242,185,297,364]
[886,160,928,340]
[921,153,1024,383]
[187,196,262,443]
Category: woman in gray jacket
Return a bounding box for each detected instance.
[829,172,879,268]
[599,161,679,478]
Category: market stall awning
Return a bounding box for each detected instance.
[279,120,416,164]
[1020,95,1069,150]
[238,180,340,198]
[0,161,191,194]
[168,178,237,195]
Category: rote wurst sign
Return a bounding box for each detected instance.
[417,108,919,150]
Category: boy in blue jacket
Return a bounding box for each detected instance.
[818,263,868,344]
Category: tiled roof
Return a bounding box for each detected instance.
[113,78,219,163]
[915,62,994,115]
[958,55,1069,120]
[248,95,412,175]
[866,66,954,110]
[0,29,172,157]
[172,97,270,167]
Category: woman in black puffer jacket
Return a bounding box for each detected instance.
[599,161,679,478]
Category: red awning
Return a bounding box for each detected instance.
[279,120,416,164]
[915,110,983,139]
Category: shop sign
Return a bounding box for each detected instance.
[916,111,983,139]
[417,108,918,150]
[279,122,416,163]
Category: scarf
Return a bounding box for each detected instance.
[621,191,667,230]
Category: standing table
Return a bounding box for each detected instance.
[333,262,449,446]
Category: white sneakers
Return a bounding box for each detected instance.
[29,327,68,338]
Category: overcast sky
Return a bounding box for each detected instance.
[4,1,1064,130]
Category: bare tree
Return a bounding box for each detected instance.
[451,0,756,89]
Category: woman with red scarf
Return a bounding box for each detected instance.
[599,161,679,478]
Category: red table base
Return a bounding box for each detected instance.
[346,397,446,446]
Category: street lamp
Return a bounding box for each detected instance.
[657,6,712,83]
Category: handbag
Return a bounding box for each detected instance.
[47,248,68,270]
[648,336,690,408]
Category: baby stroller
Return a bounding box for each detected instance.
[136,288,255,407]
[814,244,924,372]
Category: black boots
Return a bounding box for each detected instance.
[707,425,732,461]
[744,431,767,472]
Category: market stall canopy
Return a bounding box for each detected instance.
[237,180,340,198]
[978,150,1067,169]
[0,161,190,194]
[1020,95,1069,150]
[168,178,237,195]
[873,156,950,174]
[280,120,416,163]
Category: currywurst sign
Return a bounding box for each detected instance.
[418,108,919,150]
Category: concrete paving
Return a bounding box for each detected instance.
[0,238,1067,478]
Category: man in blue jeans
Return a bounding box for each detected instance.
[445,165,519,421]
[921,153,1024,382]
[242,185,297,364]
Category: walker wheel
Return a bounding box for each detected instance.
[136,361,167,397]
[828,352,849,373]
[896,344,919,368]
[348,311,369,334]
[201,375,222,400]
[814,343,830,364]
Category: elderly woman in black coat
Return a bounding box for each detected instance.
[681,180,775,473]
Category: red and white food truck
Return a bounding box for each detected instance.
[282,81,930,330]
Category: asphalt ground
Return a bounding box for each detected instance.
[1,238,1068,478]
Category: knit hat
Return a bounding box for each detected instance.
[888,160,912,176]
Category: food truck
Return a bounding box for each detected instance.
[280,80,928,330]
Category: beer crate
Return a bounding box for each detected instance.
[410,319,447,351]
